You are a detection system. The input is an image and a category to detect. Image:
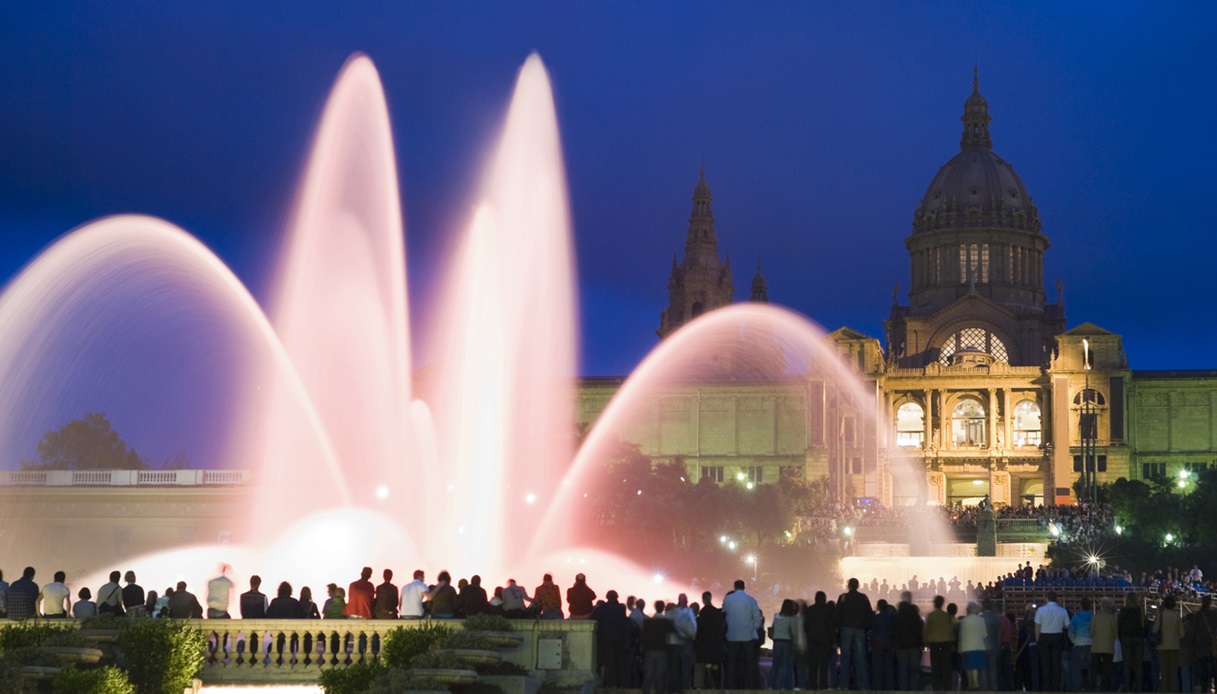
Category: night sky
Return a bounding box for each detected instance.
[2,2,1215,381]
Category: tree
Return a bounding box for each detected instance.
[21,412,146,470]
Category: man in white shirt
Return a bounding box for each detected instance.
[722,579,763,689]
[399,569,428,618]
[207,564,235,618]
[1034,590,1071,691]
[39,571,71,618]
[668,593,698,692]
[1190,565,1204,583]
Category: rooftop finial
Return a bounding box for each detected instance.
[960,66,992,150]
[973,64,979,92]
[699,156,705,181]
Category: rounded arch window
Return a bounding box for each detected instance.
[1012,399,1042,446]
[1073,389,1106,406]
[895,402,925,448]
[952,398,986,447]
[938,327,1009,365]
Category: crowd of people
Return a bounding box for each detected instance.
[6,561,1217,694]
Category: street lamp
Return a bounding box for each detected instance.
[745,554,758,582]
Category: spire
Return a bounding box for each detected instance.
[685,164,717,258]
[960,65,992,150]
[750,258,768,303]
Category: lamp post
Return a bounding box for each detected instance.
[745,554,758,582]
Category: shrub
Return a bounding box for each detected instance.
[0,622,75,653]
[409,650,473,670]
[381,621,455,668]
[42,630,93,648]
[318,661,386,694]
[435,631,499,651]
[78,615,130,632]
[462,614,515,632]
[0,659,35,694]
[365,666,450,693]
[118,618,206,694]
[52,665,136,694]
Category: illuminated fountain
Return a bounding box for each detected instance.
[0,52,989,599]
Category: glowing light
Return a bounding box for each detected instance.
[745,555,757,566]
[524,492,538,505]
[972,479,984,486]
[746,482,754,490]
[1088,555,1099,564]
[843,526,854,537]
[728,541,737,550]
[737,472,747,481]
[784,531,792,538]
[653,574,665,584]
[637,489,642,495]
[1165,533,1175,543]
[1179,469,1190,479]
[1049,523,1061,537]
[375,484,389,500]
[1115,525,1124,535]
[719,535,728,544]
[1178,480,1187,489]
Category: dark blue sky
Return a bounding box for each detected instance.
[1,1,1215,378]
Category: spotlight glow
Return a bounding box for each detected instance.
[375,484,389,500]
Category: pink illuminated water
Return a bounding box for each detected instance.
[1,52,956,602]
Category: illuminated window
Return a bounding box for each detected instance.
[741,466,764,484]
[896,402,925,447]
[1012,399,1042,446]
[952,398,986,447]
[701,465,724,483]
[938,328,1009,365]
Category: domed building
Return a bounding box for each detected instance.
[574,70,1217,512]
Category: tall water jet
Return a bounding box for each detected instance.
[426,54,578,578]
[263,53,414,535]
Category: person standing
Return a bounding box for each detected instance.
[1118,592,1146,692]
[592,590,632,688]
[240,575,269,618]
[1155,595,1183,694]
[925,595,956,692]
[836,577,873,690]
[206,565,235,619]
[1034,590,1070,692]
[97,571,125,617]
[122,571,146,618]
[641,600,674,694]
[39,570,71,618]
[400,570,428,618]
[695,591,726,689]
[1193,595,1217,694]
[0,568,8,619]
[769,598,799,690]
[722,579,763,689]
[344,567,375,618]
[667,593,697,692]
[870,599,897,690]
[804,591,837,690]
[167,581,204,619]
[373,569,399,620]
[1090,597,1118,692]
[893,590,924,691]
[959,602,988,690]
[567,573,596,620]
[534,574,563,619]
[1067,597,1094,692]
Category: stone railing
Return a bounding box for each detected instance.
[187,618,596,686]
[0,469,250,487]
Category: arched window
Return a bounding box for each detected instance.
[938,327,1009,365]
[1072,389,1106,406]
[1012,399,1042,446]
[896,402,925,447]
[952,398,986,447]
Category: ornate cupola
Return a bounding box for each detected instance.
[886,70,1065,369]
[750,259,769,303]
[658,165,735,339]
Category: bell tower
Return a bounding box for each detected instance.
[658,166,734,338]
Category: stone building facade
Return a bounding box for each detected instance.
[579,71,1217,508]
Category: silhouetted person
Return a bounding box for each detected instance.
[459,574,489,616]
[723,579,763,688]
[345,566,374,618]
[267,581,302,618]
[98,570,124,616]
[695,591,726,689]
[122,570,145,618]
[804,590,837,690]
[240,575,268,618]
[568,573,597,619]
[373,569,399,619]
[593,590,632,687]
[168,580,203,619]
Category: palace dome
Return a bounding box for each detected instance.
[912,70,1041,236]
